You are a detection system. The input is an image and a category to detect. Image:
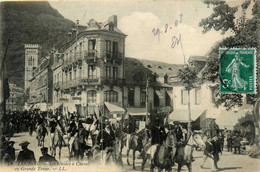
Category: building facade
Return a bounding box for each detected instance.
[53,16,126,116]
[6,83,24,111]
[24,44,41,90]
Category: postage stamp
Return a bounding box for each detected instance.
[220,48,257,94]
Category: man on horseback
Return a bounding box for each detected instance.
[96,118,116,165]
[149,117,167,165]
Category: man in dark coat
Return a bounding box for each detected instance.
[39,147,58,165]
[16,141,36,165]
[97,120,115,150]
[2,141,15,165]
[227,133,233,152]
[151,117,166,145]
[233,133,242,154]
[174,122,183,142]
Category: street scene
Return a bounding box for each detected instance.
[0,0,259,172]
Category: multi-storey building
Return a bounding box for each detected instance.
[24,44,41,90]
[6,83,24,111]
[53,16,126,117]
[27,52,54,111]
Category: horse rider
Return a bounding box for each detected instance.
[16,141,36,165]
[68,115,80,155]
[149,117,167,165]
[39,147,58,165]
[174,121,183,143]
[97,119,116,165]
[125,116,137,150]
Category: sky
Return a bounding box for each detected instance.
[48,0,237,64]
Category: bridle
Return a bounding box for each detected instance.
[186,133,202,149]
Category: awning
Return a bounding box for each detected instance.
[168,109,205,123]
[104,102,125,114]
[166,90,173,98]
[126,108,149,116]
[155,90,163,99]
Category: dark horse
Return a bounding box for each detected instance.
[36,123,47,147]
[126,128,150,169]
[175,133,205,172]
[71,126,90,161]
[141,130,177,172]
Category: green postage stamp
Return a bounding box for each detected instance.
[220,48,257,94]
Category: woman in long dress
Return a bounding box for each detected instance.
[225,53,249,91]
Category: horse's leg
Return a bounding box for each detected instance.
[177,163,182,172]
[141,153,147,171]
[126,148,130,165]
[187,163,192,172]
[59,145,62,160]
[133,149,136,169]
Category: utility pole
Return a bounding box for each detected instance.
[145,75,150,125]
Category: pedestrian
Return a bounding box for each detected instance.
[227,133,233,152]
[2,141,15,165]
[212,136,221,170]
[39,147,58,165]
[201,136,219,171]
[16,141,36,165]
[233,133,242,154]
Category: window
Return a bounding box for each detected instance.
[28,56,33,66]
[69,71,72,80]
[113,67,118,79]
[104,91,118,102]
[109,25,114,31]
[87,90,97,103]
[195,88,201,105]
[88,65,96,79]
[140,90,146,106]
[74,69,76,79]
[106,66,111,79]
[113,42,118,58]
[128,88,135,106]
[164,74,168,83]
[88,40,96,56]
[181,90,188,105]
[105,40,112,58]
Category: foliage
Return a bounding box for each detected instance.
[1,1,74,88]
[15,88,29,107]
[200,0,259,110]
[178,66,199,90]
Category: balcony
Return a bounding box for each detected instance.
[54,82,61,91]
[104,52,123,64]
[102,77,126,86]
[63,52,84,69]
[60,77,101,90]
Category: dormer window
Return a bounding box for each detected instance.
[147,65,152,68]
[109,24,114,31]
[158,66,162,69]
[169,68,172,70]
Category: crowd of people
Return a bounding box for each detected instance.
[0,109,248,170]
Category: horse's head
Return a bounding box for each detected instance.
[192,134,205,149]
[165,131,177,148]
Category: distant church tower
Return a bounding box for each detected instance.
[24,44,41,90]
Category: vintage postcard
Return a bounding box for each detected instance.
[0,0,259,172]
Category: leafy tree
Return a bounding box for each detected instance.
[200,0,260,145]
[178,66,199,138]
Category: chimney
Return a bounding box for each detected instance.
[109,15,117,27]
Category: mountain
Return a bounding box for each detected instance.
[1,1,74,88]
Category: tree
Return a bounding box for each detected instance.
[200,0,260,146]
[178,65,199,139]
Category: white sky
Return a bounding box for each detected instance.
[48,0,237,64]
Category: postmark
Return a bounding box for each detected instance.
[220,48,257,94]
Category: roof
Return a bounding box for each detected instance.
[124,57,185,85]
[188,56,208,62]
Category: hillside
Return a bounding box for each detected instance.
[1,1,74,88]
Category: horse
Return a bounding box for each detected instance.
[71,126,90,161]
[36,123,47,147]
[126,128,150,169]
[141,130,177,172]
[175,133,205,172]
[50,124,70,160]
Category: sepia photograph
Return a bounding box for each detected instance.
[0,0,259,171]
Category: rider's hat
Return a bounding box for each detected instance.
[8,141,15,144]
[40,147,48,152]
[19,141,30,147]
